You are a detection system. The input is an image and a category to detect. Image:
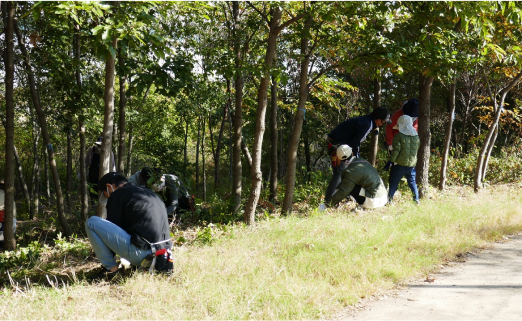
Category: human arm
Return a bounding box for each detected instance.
[328,172,356,207]
[390,134,402,163]
[164,175,179,215]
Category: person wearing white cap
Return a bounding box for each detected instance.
[385,98,419,153]
[318,144,388,211]
[387,115,420,204]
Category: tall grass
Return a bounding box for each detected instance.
[2,184,522,320]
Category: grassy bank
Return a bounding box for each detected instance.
[2,184,522,320]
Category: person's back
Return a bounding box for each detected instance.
[391,132,420,168]
[106,183,171,249]
[331,157,386,205]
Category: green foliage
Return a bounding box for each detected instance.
[54,233,91,257]
[0,241,42,270]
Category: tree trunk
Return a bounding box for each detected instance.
[281,13,311,214]
[125,123,134,178]
[368,78,381,166]
[439,80,456,190]
[15,19,73,237]
[43,145,50,206]
[97,36,118,218]
[75,23,88,221]
[183,115,188,178]
[13,145,30,212]
[202,117,207,202]
[232,1,243,214]
[30,129,41,220]
[269,75,279,202]
[241,139,252,171]
[474,70,522,192]
[196,117,201,192]
[2,1,16,250]
[214,82,229,189]
[66,127,73,211]
[117,53,127,174]
[482,127,498,182]
[416,73,434,199]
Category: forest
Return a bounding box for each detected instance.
[1,1,522,254]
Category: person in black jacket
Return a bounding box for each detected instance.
[324,107,391,204]
[85,172,173,279]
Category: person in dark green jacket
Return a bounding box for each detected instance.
[320,145,388,210]
[387,115,420,203]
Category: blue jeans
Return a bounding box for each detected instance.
[388,165,419,202]
[85,216,152,270]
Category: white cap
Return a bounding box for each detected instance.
[337,145,353,160]
[394,115,417,136]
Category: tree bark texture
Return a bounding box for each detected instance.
[232,1,243,214]
[269,76,279,202]
[282,13,311,214]
[97,36,118,218]
[118,52,127,174]
[15,18,73,237]
[369,78,381,166]
[416,73,434,199]
[439,80,456,190]
[474,70,522,192]
[3,1,17,250]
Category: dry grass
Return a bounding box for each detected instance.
[2,183,522,320]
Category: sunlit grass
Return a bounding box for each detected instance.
[2,184,522,320]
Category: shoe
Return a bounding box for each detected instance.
[87,266,124,282]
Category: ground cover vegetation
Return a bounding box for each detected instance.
[1,1,522,318]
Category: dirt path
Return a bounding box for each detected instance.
[334,234,522,320]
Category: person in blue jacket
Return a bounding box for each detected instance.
[323,106,391,204]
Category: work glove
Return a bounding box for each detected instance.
[318,203,327,212]
[383,161,393,171]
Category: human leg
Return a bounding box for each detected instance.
[85,216,151,270]
[388,164,405,201]
[405,167,419,202]
[349,185,366,205]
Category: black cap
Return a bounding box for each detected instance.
[371,106,392,125]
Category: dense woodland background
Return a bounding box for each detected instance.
[1,2,522,251]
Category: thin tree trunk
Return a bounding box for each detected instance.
[282,12,311,214]
[43,145,50,206]
[66,127,73,210]
[214,83,229,189]
[13,145,30,212]
[369,78,381,166]
[416,73,434,199]
[117,52,127,174]
[202,117,207,202]
[482,127,498,182]
[15,19,73,237]
[196,117,201,192]
[183,115,188,178]
[30,129,41,220]
[241,139,252,171]
[474,70,522,192]
[2,1,16,250]
[439,80,456,190]
[232,1,243,214]
[75,23,88,221]
[97,35,118,218]
[269,75,279,202]
[126,123,134,178]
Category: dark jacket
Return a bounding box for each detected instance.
[328,115,376,156]
[329,157,387,206]
[105,183,172,250]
